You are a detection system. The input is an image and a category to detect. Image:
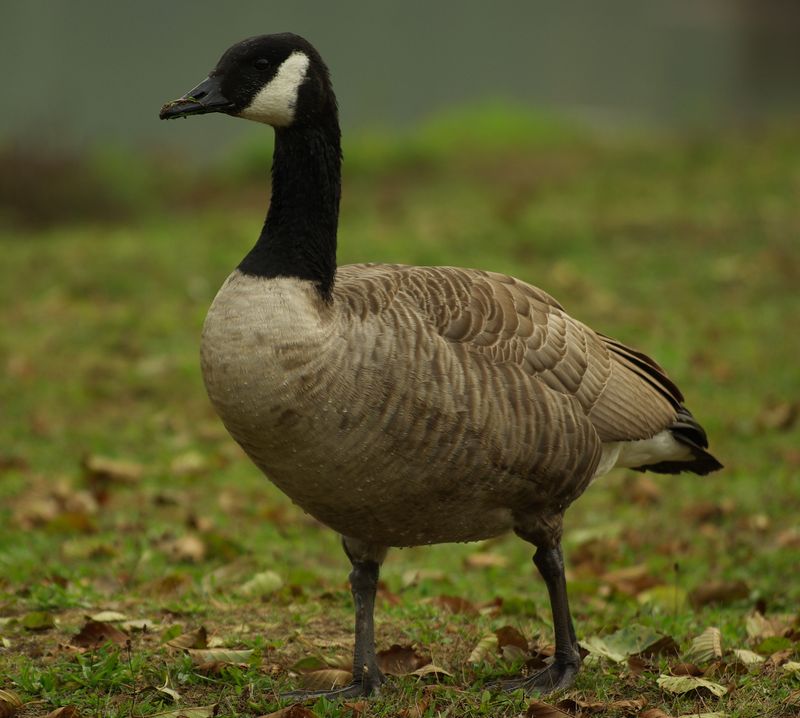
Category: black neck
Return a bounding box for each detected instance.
[238,116,342,301]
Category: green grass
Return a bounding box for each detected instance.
[1,108,799,717]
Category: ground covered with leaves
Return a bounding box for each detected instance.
[1,109,799,717]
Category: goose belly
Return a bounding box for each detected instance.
[200,274,521,545]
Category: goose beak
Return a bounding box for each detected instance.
[159,75,233,119]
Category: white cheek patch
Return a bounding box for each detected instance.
[239,51,311,126]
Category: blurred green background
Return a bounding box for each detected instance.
[1,2,799,717]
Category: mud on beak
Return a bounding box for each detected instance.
[159,75,233,119]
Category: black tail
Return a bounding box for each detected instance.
[633,407,723,476]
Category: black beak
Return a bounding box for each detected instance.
[159,75,234,119]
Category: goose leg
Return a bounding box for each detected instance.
[493,541,581,694]
[282,538,387,700]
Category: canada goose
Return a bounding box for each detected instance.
[160,33,722,698]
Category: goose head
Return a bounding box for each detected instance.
[159,33,335,128]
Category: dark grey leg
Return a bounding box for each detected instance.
[281,537,387,700]
[492,542,581,694]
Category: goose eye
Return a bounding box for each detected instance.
[253,58,270,70]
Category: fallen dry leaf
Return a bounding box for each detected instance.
[656,674,727,697]
[410,664,453,679]
[732,649,764,666]
[237,570,283,597]
[89,610,127,622]
[156,678,181,703]
[745,611,794,640]
[756,400,798,432]
[689,581,749,608]
[495,625,529,652]
[161,533,206,563]
[82,455,143,483]
[782,660,800,674]
[670,662,704,676]
[555,696,604,712]
[639,635,680,658]
[468,633,499,664]
[602,564,661,597]
[376,644,430,675]
[396,696,430,718]
[609,697,648,711]
[43,708,81,718]
[170,451,208,476]
[685,627,723,664]
[299,668,352,690]
[526,700,572,717]
[71,620,128,648]
[580,624,665,663]
[763,647,793,670]
[258,706,316,718]
[149,707,217,718]
[187,648,254,665]
[0,689,22,718]
[640,710,672,718]
[166,626,208,650]
[433,595,477,615]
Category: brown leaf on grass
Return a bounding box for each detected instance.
[44,708,82,718]
[555,696,604,712]
[601,564,661,597]
[376,644,430,675]
[342,701,369,717]
[640,710,672,718]
[557,695,647,714]
[732,649,764,666]
[689,580,749,609]
[170,451,209,477]
[149,707,218,718]
[12,479,98,531]
[166,626,208,650]
[682,500,734,524]
[0,689,22,718]
[71,620,128,648]
[160,533,206,563]
[756,400,798,432]
[468,633,499,664]
[464,552,508,569]
[396,696,430,718]
[82,455,143,484]
[685,627,723,664]
[745,611,794,640]
[299,668,352,690]
[764,648,793,670]
[187,648,253,665]
[433,595,477,615]
[656,674,727,697]
[259,706,316,718]
[638,635,680,658]
[410,664,453,679]
[670,662,704,676]
[495,625,529,652]
[609,697,648,711]
[526,700,572,717]
[627,655,650,675]
[627,474,663,505]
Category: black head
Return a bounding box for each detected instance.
[160,33,336,128]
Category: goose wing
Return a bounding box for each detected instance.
[337,264,680,443]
